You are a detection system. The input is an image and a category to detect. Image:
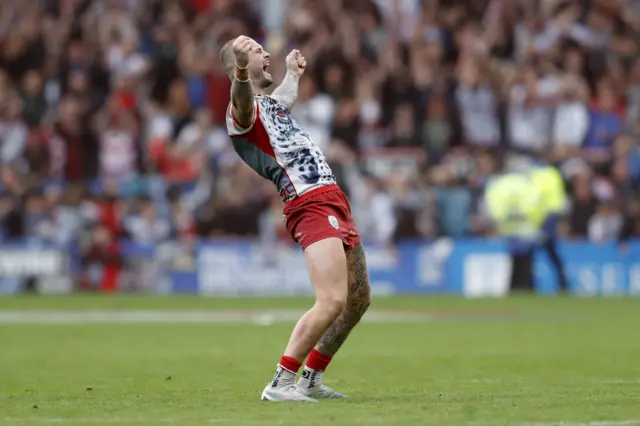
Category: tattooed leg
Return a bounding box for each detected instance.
[315,243,371,355]
[296,243,371,397]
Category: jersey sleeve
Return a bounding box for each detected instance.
[226,101,259,136]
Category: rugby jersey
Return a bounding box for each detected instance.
[226,94,336,202]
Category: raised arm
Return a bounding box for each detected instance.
[271,50,307,109]
[231,36,257,127]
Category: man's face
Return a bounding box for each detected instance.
[246,41,272,88]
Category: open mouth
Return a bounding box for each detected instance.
[263,61,270,73]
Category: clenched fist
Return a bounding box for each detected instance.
[233,35,259,68]
[285,50,307,77]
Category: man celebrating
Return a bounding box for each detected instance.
[219,36,371,402]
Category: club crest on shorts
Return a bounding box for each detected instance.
[328,215,339,230]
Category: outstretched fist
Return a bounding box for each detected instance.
[285,50,307,77]
[233,36,259,68]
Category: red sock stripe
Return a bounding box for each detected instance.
[279,355,302,373]
[306,349,332,372]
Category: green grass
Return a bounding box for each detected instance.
[1,295,639,425]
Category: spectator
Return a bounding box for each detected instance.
[628,60,640,125]
[507,64,558,153]
[567,172,597,239]
[432,163,473,237]
[351,174,396,246]
[386,102,419,148]
[0,93,28,166]
[23,189,51,241]
[293,76,335,152]
[23,129,51,182]
[81,224,123,293]
[620,199,640,242]
[95,96,140,181]
[166,185,196,240]
[588,201,624,243]
[51,184,86,246]
[20,70,47,128]
[51,96,99,182]
[125,196,171,244]
[455,57,501,148]
[552,77,590,159]
[584,77,624,153]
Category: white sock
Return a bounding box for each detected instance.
[297,366,322,390]
[270,364,296,388]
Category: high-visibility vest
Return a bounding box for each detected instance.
[484,173,545,239]
[529,165,568,216]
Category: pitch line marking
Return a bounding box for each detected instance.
[3,418,394,425]
[0,309,442,325]
[4,419,179,424]
[515,421,640,426]
[5,419,640,425]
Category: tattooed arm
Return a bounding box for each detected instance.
[271,49,307,109]
[315,243,371,356]
[231,77,255,127]
[271,71,300,109]
[230,36,257,127]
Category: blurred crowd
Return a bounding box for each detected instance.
[1,0,640,254]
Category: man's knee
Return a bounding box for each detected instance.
[317,294,347,319]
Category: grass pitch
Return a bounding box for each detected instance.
[0,295,639,426]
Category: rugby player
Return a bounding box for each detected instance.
[219,36,371,402]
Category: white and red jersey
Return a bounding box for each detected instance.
[225,94,336,202]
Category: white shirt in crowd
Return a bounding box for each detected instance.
[176,122,203,149]
[508,77,558,151]
[588,212,623,243]
[455,84,501,146]
[109,49,148,79]
[0,121,27,164]
[344,165,397,246]
[352,190,397,246]
[374,0,421,42]
[292,94,335,152]
[146,113,174,142]
[553,100,589,148]
[52,206,85,245]
[533,22,607,53]
[125,215,172,244]
[100,129,137,180]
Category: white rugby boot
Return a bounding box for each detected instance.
[261,383,318,402]
[260,364,318,402]
[299,381,348,399]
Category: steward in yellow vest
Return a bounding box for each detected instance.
[484,162,569,293]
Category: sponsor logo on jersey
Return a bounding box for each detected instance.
[328,216,339,230]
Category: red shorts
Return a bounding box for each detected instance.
[282,184,361,251]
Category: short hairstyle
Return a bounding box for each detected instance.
[219,38,237,78]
